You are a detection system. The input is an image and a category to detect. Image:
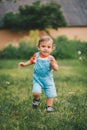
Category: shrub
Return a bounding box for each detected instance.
[53,36,76,59]
[0,44,18,59]
[0,41,37,59]
[17,41,37,59]
[0,36,87,60]
[53,36,87,60]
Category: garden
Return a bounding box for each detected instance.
[0,36,87,130]
[0,1,87,129]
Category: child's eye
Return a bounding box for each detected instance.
[42,45,45,48]
[48,46,51,48]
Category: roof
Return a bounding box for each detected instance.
[0,0,87,27]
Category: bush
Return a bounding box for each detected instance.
[53,36,87,60]
[53,36,76,59]
[0,36,87,60]
[0,41,37,59]
[17,41,37,59]
[0,44,18,59]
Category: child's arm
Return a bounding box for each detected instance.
[18,53,36,68]
[50,57,59,71]
[18,60,31,67]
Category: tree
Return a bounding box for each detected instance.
[3,0,67,31]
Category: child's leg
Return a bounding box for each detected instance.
[32,93,40,108]
[33,93,40,100]
[32,82,41,108]
[46,98,54,112]
[46,98,54,106]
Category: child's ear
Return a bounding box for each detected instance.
[36,43,40,50]
[53,44,55,50]
[37,46,40,50]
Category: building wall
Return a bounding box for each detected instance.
[49,27,87,41]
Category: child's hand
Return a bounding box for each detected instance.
[50,57,56,65]
[50,57,58,71]
[18,62,25,68]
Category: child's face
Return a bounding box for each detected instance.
[38,41,54,57]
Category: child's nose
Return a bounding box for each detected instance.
[45,47,47,50]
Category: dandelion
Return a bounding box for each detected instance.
[78,50,81,55]
[6,81,10,85]
[79,56,82,61]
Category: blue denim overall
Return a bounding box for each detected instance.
[32,52,57,98]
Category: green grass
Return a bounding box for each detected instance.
[0,59,87,130]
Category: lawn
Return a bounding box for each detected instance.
[0,59,87,130]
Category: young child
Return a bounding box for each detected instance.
[18,36,59,112]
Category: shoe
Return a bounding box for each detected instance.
[46,106,54,112]
[32,98,40,108]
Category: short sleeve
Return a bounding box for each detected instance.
[29,53,36,64]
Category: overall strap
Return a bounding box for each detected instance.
[48,55,53,61]
[36,52,40,60]
[36,52,53,61]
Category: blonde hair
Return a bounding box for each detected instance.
[37,35,54,48]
